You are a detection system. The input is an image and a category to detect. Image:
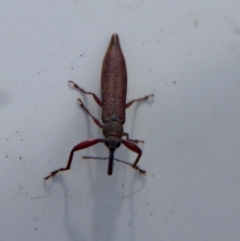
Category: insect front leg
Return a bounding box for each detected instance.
[121,139,146,175]
[44,138,104,180]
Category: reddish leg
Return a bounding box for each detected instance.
[44,138,103,180]
[121,139,146,175]
[69,80,102,107]
[77,98,103,128]
[123,132,144,144]
[125,94,154,109]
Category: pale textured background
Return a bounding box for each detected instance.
[1,1,240,240]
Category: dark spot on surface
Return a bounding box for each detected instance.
[194,19,199,27]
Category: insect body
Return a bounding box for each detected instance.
[44,34,153,180]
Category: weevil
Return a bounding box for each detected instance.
[44,34,153,180]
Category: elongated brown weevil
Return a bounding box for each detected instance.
[44,34,153,180]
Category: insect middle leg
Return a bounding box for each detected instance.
[77,98,103,128]
[123,132,144,144]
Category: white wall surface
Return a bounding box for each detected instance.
[1,1,240,240]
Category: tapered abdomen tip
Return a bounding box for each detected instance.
[110,33,119,46]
